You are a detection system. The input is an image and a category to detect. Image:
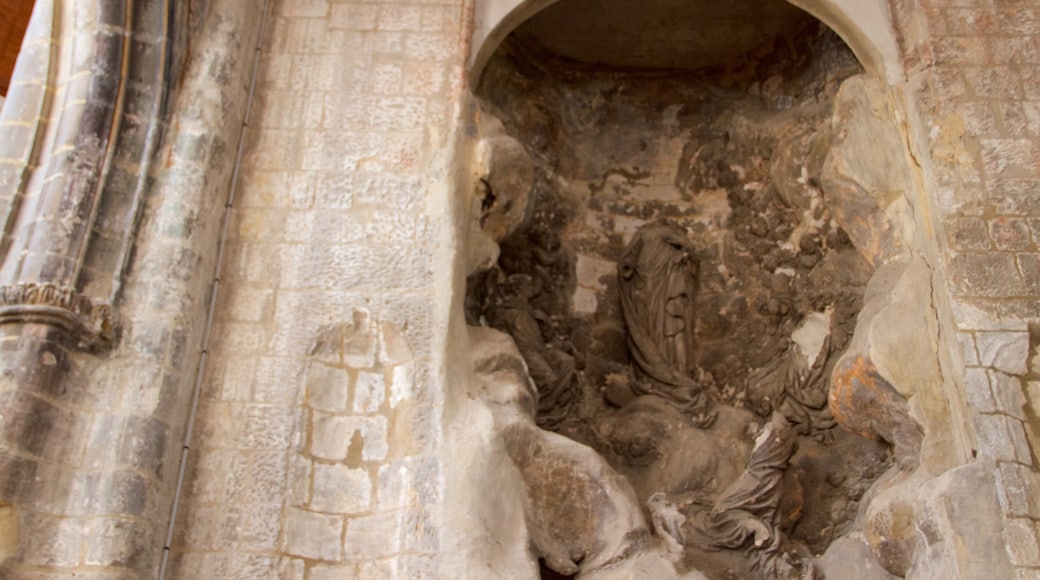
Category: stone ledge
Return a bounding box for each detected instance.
[0,283,118,350]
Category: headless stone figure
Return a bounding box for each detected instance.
[618,221,715,427]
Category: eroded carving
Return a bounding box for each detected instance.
[682,413,816,580]
[488,273,577,429]
[830,355,923,471]
[618,221,716,427]
[748,340,835,438]
[0,283,117,348]
[469,329,688,579]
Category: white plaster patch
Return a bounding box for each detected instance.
[791,309,832,368]
[391,362,415,407]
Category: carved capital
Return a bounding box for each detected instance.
[0,283,118,349]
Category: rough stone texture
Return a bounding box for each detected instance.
[887,0,1040,575]
[474,25,870,414]
[0,0,238,576]
[461,326,691,578]
[821,74,915,266]
[467,21,918,575]
[817,533,899,580]
[1,0,1039,578]
[166,0,468,576]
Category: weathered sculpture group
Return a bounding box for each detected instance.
[478,221,828,578]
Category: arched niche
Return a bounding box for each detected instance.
[469,0,904,86]
[458,1,954,578]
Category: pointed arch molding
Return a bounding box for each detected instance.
[0,0,187,350]
[469,0,905,86]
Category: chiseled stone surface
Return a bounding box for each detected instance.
[1,0,1039,577]
[888,0,1040,574]
[167,0,466,576]
[0,0,260,576]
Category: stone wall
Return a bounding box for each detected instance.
[167,0,471,576]
[889,0,1040,575]
[0,0,1037,578]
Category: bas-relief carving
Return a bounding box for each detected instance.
[465,24,942,580]
[474,221,851,579]
[682,413,816,580]
[468,329,693,580]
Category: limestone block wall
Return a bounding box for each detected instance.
[167,0,471,576]
[889,0,1040,574]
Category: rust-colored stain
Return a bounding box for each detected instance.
[831,355,923,470]
[0,0,36,96]
[830,355,893,441]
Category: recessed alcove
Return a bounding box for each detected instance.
[463,1,925,578]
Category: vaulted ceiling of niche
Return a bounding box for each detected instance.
[513,0,818,71]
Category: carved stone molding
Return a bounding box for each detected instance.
[0,283,117,348]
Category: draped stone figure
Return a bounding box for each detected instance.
[618,222,716,427]
[489,273,576,429]
[686,413,815,579]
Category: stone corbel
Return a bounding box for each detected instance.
[0,283,117,349]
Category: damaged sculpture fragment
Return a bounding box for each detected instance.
[681,412,816,579]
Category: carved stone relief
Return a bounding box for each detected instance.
[465,18,935,580]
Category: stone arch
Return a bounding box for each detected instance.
[0,0,192,576]
[460,1,958,576]
[0,0,189,346]
[469,0,904,85]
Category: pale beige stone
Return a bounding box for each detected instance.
[1003,519,1040,568]
[977,332,1031,375]
[311,463,372,514]
[309,564,356,580]
[307,363,349,412]
[311,413,354,460]
[354,371,386,414]
[283,508,343,561]
[344,512,402,559]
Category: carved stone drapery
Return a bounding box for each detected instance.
[618,221,716,427]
